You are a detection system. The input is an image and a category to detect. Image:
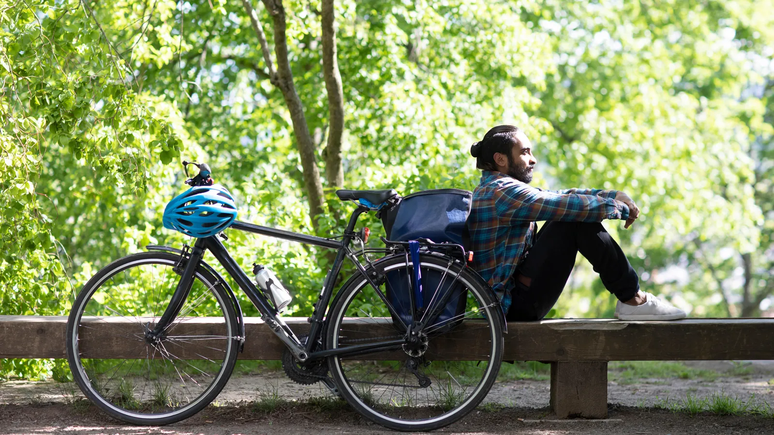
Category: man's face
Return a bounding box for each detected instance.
[505,131,536,183]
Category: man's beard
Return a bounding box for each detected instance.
[507,159,534,183]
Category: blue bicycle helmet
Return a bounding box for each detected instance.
[162,184,238,238]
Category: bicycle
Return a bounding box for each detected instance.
[66,161,504,431]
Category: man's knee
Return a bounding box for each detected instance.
[542,220,604,237]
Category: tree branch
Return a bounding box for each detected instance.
[740,252,754,316]
[694,239,738,317]
[81,0,129,87]
[184,34,214,118]
[550,120,578,144]
[321,0,344,189]
[218,54,272,80]
[242,0,278,85]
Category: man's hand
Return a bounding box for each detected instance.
[615,191,640,229]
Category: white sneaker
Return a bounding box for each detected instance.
[615,292,686,321]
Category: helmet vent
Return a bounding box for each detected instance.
[182,189,206,199]
[178,218,193,227]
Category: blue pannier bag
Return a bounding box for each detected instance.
[378,189,472,330]
[383,189,472,245]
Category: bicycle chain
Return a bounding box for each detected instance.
[338,334,403,344]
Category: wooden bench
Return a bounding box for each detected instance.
[2,315,773,418]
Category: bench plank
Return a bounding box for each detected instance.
[505,319,774,361]
[3,315,774,419]
[3,316,774,361]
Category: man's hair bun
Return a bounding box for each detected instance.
[471,125,522,172]
[470,141,482,157]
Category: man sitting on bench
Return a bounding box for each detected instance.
[467,124,686,321]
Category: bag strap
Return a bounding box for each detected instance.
[409,240,423,310]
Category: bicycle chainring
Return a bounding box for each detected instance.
[281,336,328,385]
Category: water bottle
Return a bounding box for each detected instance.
[253,264,292,311]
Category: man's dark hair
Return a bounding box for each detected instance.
[470,125,523,171]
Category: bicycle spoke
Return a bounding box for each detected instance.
[419,263,452,325]
[68,253,237,424]
[423,302,500,335]
[327,254,503,430]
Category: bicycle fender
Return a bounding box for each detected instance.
[146,244,247,350]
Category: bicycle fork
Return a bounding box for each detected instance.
[147,239,208,343]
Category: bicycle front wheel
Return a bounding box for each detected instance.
[326,253,504,431]
[66,252,240,425]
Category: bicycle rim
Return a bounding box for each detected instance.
[66,253,239,425]
[327,254,503,431]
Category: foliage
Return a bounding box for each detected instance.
[0,0,185,378]
[1,0,773,380]
[530,0,774,318]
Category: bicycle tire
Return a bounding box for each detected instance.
[325,252,503,431]
[66,252,240,425]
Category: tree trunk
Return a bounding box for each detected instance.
[321,0,345,189]
[253,0,326,228]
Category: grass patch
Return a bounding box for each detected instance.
[498,361,722,383]
[655,393,774,418]
[706,393,749,415]
[729,361,754,377]
[116,380,140,410]
[478,402,505,412]
[609,361,718,384]
[233,360,284,376]
[497,361,550,381]
[436,379,465,411]
[151,382,174,409]
[252,384,291,413]
[682,393,708,416]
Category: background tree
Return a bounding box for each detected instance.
[524,0,774,318]
[2,0,773,379]
[0,0,184,377]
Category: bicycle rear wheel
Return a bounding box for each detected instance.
[325,253,503,431]
[66,252,239,425]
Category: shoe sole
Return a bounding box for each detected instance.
[615,313,687,321]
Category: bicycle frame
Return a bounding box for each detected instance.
[150,203,407,363]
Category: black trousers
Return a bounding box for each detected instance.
[506,221,639,321]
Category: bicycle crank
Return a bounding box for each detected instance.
[281,336,329,385]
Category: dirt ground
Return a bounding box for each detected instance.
[1,360,773,434]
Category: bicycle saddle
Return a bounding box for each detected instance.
[336,189,398,205]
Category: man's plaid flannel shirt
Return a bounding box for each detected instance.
[468,171,630,313]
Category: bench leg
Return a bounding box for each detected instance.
[550,361,608,418]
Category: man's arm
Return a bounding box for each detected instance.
[495,182,630,224]
[552,188,617,199]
